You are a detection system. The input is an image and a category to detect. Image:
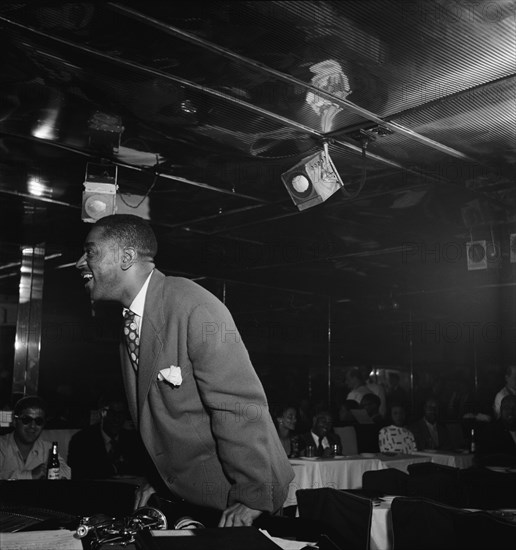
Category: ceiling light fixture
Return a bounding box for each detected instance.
[81,162,118,223]
[281,142,344,211]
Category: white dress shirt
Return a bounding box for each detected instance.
[123,270,153,334]
[0,432,71,480]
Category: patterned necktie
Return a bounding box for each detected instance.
[123,309,140,370]
[317,436,324,456]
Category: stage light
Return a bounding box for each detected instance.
[281,143,344,210]
[466,240,487,271]
[81,163,118,223]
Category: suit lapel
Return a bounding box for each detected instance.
[137,270,166,416]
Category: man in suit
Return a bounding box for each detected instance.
[493,365,516,418]
[68,393,146,479]
[75,214,294,527]
[409,397,452,451]
[298,410,342,457]
[476,394,516,467]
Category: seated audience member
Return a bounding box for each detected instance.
[493,365,516,418]
[379,403,417,454]
[409,397,452,451]
[68,393,145,479]
[0,395,71,480]
[476,394,516,468]
[345,367,370,404]
[275,404,299,457]
[361,393,386,426]
[298,410,342,457]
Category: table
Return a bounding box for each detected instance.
[0,528,290,550]
[413,450,474,469]
[284,456,384,508]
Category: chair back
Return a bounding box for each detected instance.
[362,468,409,497]
[297,488,372,550]
[391,496,516,550]
[459,467,516,509]
[407,462,461,506]
[333,426,358,455]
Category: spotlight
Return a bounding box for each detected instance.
[466,240,500,271]
[81,163,118,223]
[281,143,344,210]
[466,240,487,271]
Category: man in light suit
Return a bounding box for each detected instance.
[76,214,294,527]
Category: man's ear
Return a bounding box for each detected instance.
[121,247,137,270]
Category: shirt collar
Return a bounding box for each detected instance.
[124,270,153,317]
[424,418,437,431]
[311,431,327,443]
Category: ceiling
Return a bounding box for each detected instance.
[1,1,516,367]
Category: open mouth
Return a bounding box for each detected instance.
[81,272,93,287]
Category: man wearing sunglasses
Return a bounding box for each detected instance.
[0,395,71,480]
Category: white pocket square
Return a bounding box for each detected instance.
[158,365,183,386]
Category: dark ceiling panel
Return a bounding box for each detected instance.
[0,0,515,357]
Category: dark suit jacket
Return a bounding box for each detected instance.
[409,418,452,451]
[121,270,294,512]
[298,431,343,456]
[68,424,146,479]
[475,420,516,467]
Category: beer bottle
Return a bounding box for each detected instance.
[469,428,476,454]
[47,441,60,480]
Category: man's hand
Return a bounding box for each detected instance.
[134,481,156,510]
[218,503,262,527]
[31,463,47,479]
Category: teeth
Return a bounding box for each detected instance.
[82,273,93,281]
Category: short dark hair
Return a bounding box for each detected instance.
[313,410,332,422]
[505,365,516,377]
[97,390,127,410]
[14,395,48,416]
[95,214,158,260]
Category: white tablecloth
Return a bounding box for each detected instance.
[370,500,393,550]
[413,450,474,469]
[284,456,384,508]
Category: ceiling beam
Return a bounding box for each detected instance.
[107,2,478,163]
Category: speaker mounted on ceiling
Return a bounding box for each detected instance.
[466,240,487,271]
[81,162,118,223]
[281,143,344,211]
[466,239,501,271]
